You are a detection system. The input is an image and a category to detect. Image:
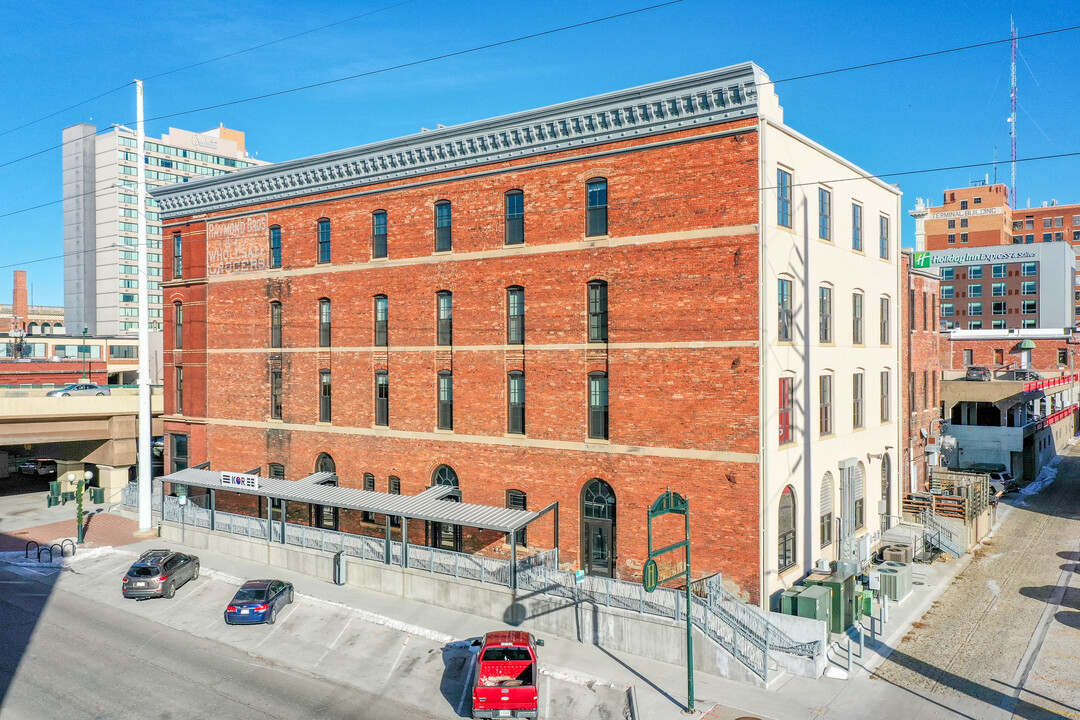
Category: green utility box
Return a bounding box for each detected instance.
[806,570,856,633]
[91,487,104,504]
[781,586,805,615]
[46,495,59,508]
[796,584,832,628]
[49,480,60,497]
[61,491,75,504]
[860,590,874,617]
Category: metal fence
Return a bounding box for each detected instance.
[127,487,818,682]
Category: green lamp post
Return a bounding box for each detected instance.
[67,470,94,544]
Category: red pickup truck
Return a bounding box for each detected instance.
[471,631,544,719]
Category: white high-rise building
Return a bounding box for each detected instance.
[62,123,269,336]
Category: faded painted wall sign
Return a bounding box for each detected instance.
[207,214,268,276]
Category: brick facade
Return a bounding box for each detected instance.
[901,252,945,493]
[160,109,766,594]
[157,65,902,604]
[0,361,106,386]
[946,336,1078,372]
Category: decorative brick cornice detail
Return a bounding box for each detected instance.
[155,63,767,219]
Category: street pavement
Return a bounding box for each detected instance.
[3,451,1080,720]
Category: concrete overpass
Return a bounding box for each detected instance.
[0,388,163,500]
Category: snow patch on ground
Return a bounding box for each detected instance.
[986,579,1000,596]
[1016,456,1062,505]
[0,544,119,569]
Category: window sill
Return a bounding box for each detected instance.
[433,249,453,255]
[586,437,611,444]
[434,428,454,434]
[370,256,388,262]
[852,248,865,255]
[778,563,800,578]
[315,421,332,427]
[778,440,797,449]
[504,432,527,438]
[584,234,610,241]
[777,339,795,345]
[819,432,836,439]
[267,418,284,424]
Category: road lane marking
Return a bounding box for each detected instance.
[255,603,298,647]
[377,633,410,693]
[315,617,353,667]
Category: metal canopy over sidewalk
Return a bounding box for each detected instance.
[159,467,546,534]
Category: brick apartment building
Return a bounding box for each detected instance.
[901,250,945,493]
[155,62,902,607]
[911,183,1080,322]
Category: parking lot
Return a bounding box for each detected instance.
[54,547,629,719]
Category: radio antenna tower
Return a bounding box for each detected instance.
[1010,17,1018,209]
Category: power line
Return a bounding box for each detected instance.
[0,0,418,140]
[0,1,683,172]
[767,23,1080,86]
[4,147,1077,272]
[2,15,1075,174]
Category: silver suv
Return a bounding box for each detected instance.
[122,549,200,600]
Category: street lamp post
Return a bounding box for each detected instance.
[67,470,94,544]
[81,326,89,381]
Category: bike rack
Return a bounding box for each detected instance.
[24,541,39,558]
[37,546,53,562]
[60,539,76,557]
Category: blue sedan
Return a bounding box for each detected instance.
[224,579,294,625]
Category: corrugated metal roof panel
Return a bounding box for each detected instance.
[163,468,538,532]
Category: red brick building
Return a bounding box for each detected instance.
[0,360,106,387]
[901,250,945,493]
[945,331,1078,373]
[155,63,902,605]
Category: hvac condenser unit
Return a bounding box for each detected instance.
[878,561,913,602]
[883,543,914,564]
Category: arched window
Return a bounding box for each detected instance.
[588,371,608,440]
[819,284,833,343]
[315,453,335,474]
[581,479,616,577]
[317,218,331,264]
[432,464,461,551]
[270,302,282,348]
[374,295,388,346]
[318,298,331,348]
[507,371,525,434]
[506,286,524,345]
[854,463,865,529]
[53,323,64,334]
[362,473,376,522]
[41,322,51,334]
[436,291,452,346]
[372,211,387,258]
[820,473,833,547]
[587,280,608,342]
[269,225,282,268]
[434,200,452,252]
[505,190,524,245]
[437,370,453,430]
[174,302,183,350]
[779,486,796,571]
[585,178,608,237]
[881,453,892,530]
[507,489,527,547]
[27,322,38,335]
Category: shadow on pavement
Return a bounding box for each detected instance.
[1018,585,1080,612]
[0,531,63,706]
[439,639,477,718]
[877,643,1080,719]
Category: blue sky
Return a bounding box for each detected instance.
[1,0,1078,306]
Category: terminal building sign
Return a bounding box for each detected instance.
[207,214,269,276]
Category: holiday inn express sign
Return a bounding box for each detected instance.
[913,249,1038,269]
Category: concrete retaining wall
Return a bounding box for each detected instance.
[160,522,822,686]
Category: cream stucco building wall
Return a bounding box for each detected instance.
[757,117,903,607]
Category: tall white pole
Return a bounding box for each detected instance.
[136,80,152,530]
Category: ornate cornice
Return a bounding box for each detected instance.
[155,62,773,219]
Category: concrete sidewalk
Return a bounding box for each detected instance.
[0,489,1010,720]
